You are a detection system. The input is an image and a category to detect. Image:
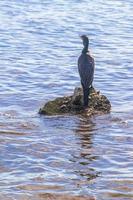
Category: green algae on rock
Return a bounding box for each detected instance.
[39,87,111,115]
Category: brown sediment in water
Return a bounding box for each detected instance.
[0,130,26,135]
[38,193,96,200]
[38,193,95,200]
[39,193,95,200]
[17,185,95,200]
[39,87,111,116]
[0,194,95,200]
[18,184,64,191]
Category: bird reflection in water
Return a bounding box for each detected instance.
[72,117,100,182]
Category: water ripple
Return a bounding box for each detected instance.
[0,0,133,199]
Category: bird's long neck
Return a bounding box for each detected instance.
[82,43,88,54]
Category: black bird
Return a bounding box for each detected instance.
[78,35,95,108]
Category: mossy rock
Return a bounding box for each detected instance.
[39,87,111,116]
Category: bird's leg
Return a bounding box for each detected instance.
[83,87,90,108]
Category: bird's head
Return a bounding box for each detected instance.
[80,35,89,47]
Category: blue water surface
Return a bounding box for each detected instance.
[0,0,133,200]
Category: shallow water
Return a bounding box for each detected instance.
[0,0,133,199]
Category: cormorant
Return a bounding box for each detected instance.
[78,35,95,108]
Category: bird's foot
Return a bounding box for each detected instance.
[83,106,89,111]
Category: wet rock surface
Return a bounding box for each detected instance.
[39,87,111,116]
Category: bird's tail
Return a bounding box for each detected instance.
[83,88,90,107]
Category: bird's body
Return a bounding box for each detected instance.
[78,52,94,89]
[78,35,95,107]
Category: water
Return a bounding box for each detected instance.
[0,0,133,199]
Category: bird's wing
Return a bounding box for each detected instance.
[78,54,94,88]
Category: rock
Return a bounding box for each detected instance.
[39,87,111,116]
